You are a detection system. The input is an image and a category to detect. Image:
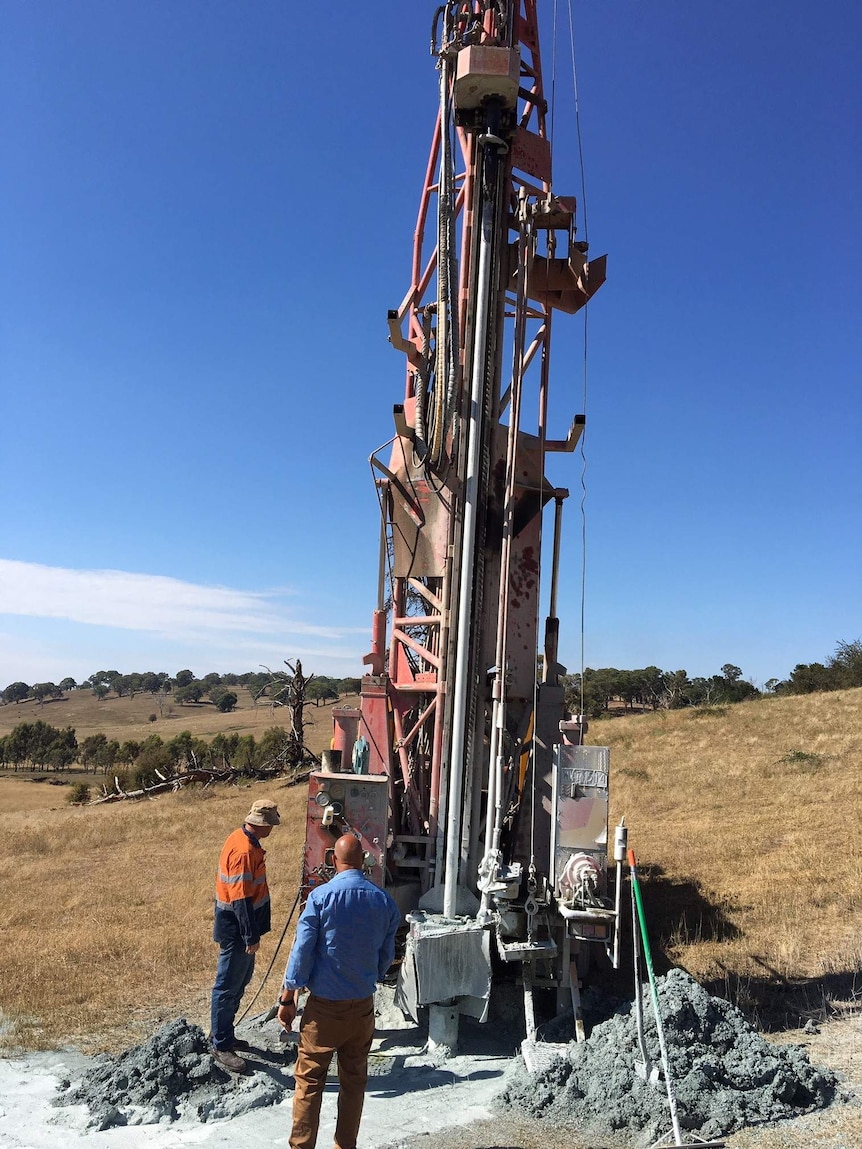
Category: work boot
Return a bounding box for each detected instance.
[231,1038,253,1052]
[212,1046,247,1073]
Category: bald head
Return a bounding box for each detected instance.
[333,834,364,871]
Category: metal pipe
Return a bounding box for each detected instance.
[549,495,564,619]
[443,153,498,919]
[428,562,450,849]
[479,194,530,919]
[612,820,627,969]
[377,489,388,613]
[557,905,617,921]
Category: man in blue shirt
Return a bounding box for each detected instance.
[277,834,400,1149]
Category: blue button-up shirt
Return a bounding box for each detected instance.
[284,868,401,1000]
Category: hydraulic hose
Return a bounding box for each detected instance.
[236,885,302,1023]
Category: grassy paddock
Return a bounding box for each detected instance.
[0,687,358,755]
[1,687,860,1053]
[605,687,862,1023]
[0,780,307,1052]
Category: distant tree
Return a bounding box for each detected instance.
[174,683,203,705]
[166,731,197,768]
[636,667,666,711]
[110,673,128,698]
[3,682,30,705]
[764,678,780,694]
[46,726,78,770]
[336,677,362,697]
[4,723,32,767]
[2,720,76,769]
[210,732,241,769]
[174,669,196,688]
[615,670,641,711]
[829,639,862,688]
[306,680,338,707]
[721,664,743,683]
[731,678,759,703]
[686,677,713,706]
[662,670,691,709]
[134,734,173,782]
[245,672,271,700]
[234,734,258,773]
[30,682,56,707]
[145,672,171,716]
[257,726,290,766]
[785,662,832,694]
[105,739,121,769]
[117,740,141,765]
[563,669,612,719]
[92,683,109,701]
[59,677,77,694]
[80,733,113,772]
[215,691,238,713]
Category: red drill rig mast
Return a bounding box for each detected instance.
[306,0,612,1050]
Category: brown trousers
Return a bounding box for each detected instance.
[290,994,376,1149]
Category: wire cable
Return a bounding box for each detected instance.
[550,0,558,193]
[564,0,591,721]
[568,0,589,245]
[236,886,302,1023]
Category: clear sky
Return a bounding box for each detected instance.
[1,0,859,691]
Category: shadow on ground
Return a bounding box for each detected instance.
[585,863,859,1034]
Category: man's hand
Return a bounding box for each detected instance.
[245,942,261,955]
[277,990,299,1031]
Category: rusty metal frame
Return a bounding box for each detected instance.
[359,0,557,881]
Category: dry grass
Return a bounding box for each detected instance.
[0,687,355,748]
[0,779,308,1053]
[604,686,862,1024]
[0,687,860,1056]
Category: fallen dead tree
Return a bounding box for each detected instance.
[90,759,315,805]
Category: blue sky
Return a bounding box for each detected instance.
[1,0,859,691]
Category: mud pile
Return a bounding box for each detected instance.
[53,1017,293,1129]
[497,969,839,1146]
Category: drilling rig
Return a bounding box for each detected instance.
[302,0,617,1053]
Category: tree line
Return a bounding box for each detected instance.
[562,640,862,719]
[2,640,859,738]
[0,720,300,789]
[1,669,363,710]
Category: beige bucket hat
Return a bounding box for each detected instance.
[245,798,281,826]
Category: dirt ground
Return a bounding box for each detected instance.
[390,1013,862,1149]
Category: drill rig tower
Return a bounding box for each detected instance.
[304,0,612,1050]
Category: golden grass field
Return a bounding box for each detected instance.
[0,685,859,1061]
[606,688,862,1006]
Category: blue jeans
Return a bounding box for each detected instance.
[210,939,256,1050]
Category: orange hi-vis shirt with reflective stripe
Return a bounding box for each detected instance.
[213,827,271,946]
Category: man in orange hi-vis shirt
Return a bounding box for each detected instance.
[210,798,280,1072]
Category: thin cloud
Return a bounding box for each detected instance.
[0,559,349,640]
